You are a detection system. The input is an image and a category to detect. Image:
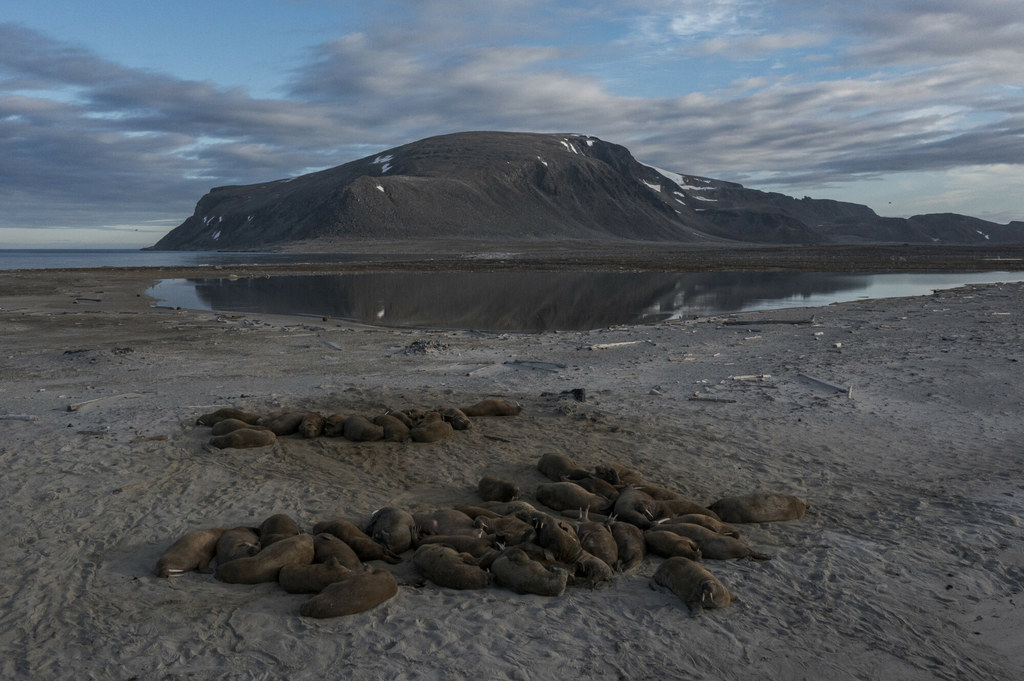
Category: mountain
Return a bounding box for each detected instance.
[150,131,1024,250]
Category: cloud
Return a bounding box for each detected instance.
[2,1,1023,241]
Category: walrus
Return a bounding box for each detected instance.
[657,498,720,520]
[215,526,261,566]
[154,527,224,577]
[299,412,325,438]
[533,515,583,564]
[478,500,539,517]
[413,544,490,590]
[299,566,398,618]
[413,508,480,537]
[610,521,646,572]
[313,533,364,570]
[653,556,734,614]
[461,399,521,417]
[536,453,590,481]
[571,476,620,502]
[343,415,384,442]
[258,411,308,436]
[644,530,702,560]
[636,483,685,501]
[196,408,260,426]
[477,475,520,503]
[593,462,643,486]
[536,482,612,514]
[656,522,771,560]
[442,407,472,430]
[279,557,353,594]
[372,414,411,442]
[259,513,301,547]
[322,413,348,437]
[409,413,453,443]
[312,519,401,564]
[389,410,416,428]
[473,514,535,546]
[490,548,568,597]
[560,508,611,523]
[708,493,808,523]
[414,534,496,558]
[575,520,618,569]
[209,428,277,449]
[572,549,615,588]
[612,487,662,529]
[215,533,314,584]
[210,418,272,436]
[665,514,740,538]
[453,505,502,519]
[366,507,417,554]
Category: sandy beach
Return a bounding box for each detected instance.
[0,261,1021,680]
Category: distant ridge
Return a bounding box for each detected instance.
[150,131,1024,250]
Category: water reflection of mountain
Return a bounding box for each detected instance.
[188,271,869,332]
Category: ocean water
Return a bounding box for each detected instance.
[0,249,362,271]
[148,270,1024,332]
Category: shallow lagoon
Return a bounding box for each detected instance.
[147,270,1024,332]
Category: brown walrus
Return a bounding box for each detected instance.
[215,526,261,566]
[322,413,348,437]
[196,408,260,426]
[490,547,568,597]
[413,544,490,590]
[653,556,734,614]
[572,549,615,588]
[215,533,314,584]
[313,533,364,570]
[279,557,353,594]
[414,534,496,559]
[536,482,612,514]
[409,413,453,443]
[372,414,411,442]
[656,498,720,520]
[461,398,521,417]
[656,522,771,560]
[571,476,620,502]
[644,530,701,560]
[708,493,808,523]
[536,453,590,481]
[533,515,583,564]
[258,411,308,436]
[593,462,643,486]
[477,475,520,503]
[575,520,618,569]
[259,513,301,547]
[610,521,646,572]
[442,407,472,430]
[154,527,224,577]
[343,415,384,442]
[312,519,401,564]
[366,507,417,554]
[478,500,539,517]
[210,418,272,436]
[209,428,277,449]
[612,487,662,529]
[413,508,480,537]
[299,412,325,438]
[473,515,534,546]
[664,514,740,538]
[299,566,398,618]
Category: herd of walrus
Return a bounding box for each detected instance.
[197,398,521,449]
[155,400,807,619]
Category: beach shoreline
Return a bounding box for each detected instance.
[0,264,1021,680]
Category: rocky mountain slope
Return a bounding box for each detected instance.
[150,131,1023,250]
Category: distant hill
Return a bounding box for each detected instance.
[150,131,1024,250]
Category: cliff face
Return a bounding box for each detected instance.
[151,131,1023,250]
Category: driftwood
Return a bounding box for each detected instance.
[587,340,654,351]
[504,360,566,372]
[0,414,38,421]
[722,318,813,326]
[688,396,737,404]
[67,392,145,412]
[798,373,853,398]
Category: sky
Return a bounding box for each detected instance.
[2,0,1023,248]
